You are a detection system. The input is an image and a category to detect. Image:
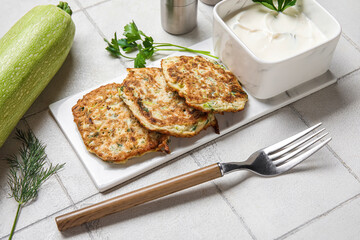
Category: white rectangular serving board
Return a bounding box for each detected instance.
[49,38,337,192]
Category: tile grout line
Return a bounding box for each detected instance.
[337,66,360,82]
[275,192,360,240]
[0,205,76,240]
[189,147,258,240]
[75,1,127,68]
[212,181,257,240]
[78,0,112,12]
[289,105,360,183]
[54,173,76,204]
[324,144,360,182]
[23,107,49,120]
[67,191,102,239]
[73,0,129,72]
[198,4,213,23]
[3,190,101,239]
[73,0,104,40]
[0,195,104,240]
[342,32,360,53]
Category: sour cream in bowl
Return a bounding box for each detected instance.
[213,0,341,99]
[225,4,327,62]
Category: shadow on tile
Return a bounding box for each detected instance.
[88,184,240,230]
[58,219,91,239]
[0,121,30,188]
[294,81,357,120]
[86,173,248,229]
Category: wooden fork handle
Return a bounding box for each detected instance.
[56,163,223,231]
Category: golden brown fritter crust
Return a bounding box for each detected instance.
[161,56,248,113]
[119,68,217,137]
[72,83,170,164]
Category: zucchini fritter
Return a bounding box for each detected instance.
[161,56,248,113]
[72,83,170,163]
[120,68,218,137]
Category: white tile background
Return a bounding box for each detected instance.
[1,0,360,239]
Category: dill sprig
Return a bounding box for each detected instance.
[6,129,65,240]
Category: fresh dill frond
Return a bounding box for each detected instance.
[6,129,65,240]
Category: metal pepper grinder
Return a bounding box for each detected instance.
[161,0,198,35]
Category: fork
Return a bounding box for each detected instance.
[56,123,331,231]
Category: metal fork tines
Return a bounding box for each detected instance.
[220,123,332,176]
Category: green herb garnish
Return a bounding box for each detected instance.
[203,102,214,111]
[252,0,297,12]
[6,129,65,240]
[105,21,218,68]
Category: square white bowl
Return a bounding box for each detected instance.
[213,0,341,99]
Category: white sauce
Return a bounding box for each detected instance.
[225,4,327,61]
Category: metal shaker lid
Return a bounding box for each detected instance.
[162,0,197,7]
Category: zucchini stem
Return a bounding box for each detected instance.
[57,1,73,16]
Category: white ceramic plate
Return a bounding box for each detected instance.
[49,38,337,192]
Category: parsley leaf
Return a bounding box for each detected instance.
[282,0,297,11]
[253,0,276,11]
[123,21,141,43]
[134,48,147,68]
[118,38,137,53]
[105,21,218,68]
[252,0,297,12]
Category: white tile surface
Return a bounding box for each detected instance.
[286,195,360,240]
[293,70,360,180]
[75,0,109,9]
[317,0,360,48]
[329,36,360,78]
[191,108,360,239]
[26,110,98,203]
[198,1,215,21]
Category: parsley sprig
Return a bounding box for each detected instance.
[6,129,65,240]
[252,0,297,12]
[105,21,218,68]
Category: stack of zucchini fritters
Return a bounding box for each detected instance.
[72,56,248,163]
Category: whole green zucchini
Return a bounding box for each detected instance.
[0,3,75,147]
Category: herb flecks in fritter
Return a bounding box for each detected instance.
[120,68,218,137]
[161,56,248,113]
[72,83,170,163]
